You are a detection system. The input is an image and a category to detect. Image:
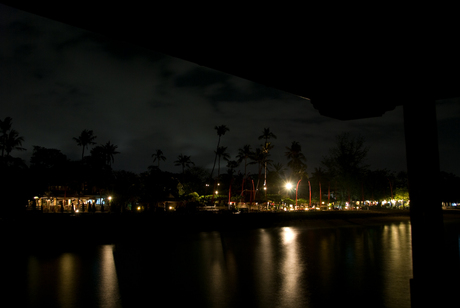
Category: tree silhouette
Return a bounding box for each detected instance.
[152,149,166,168]
[237,144,253,197]
[226,160,240,176]
[3,129,26,157]
[215,146,230,178]
[321,133,369,205]
[210,125,229,179]
[73,129,97,159]
[237,145,252,177]
[0,117,25,158]
[251,146,273,198]
[269,162,287,194]
[285,141,307,178]
[90,141,120,167]
[0,117,12,157]
[101,141,120,167]
[258,128,276,195]
[174,154,195,174]
[258,127,277,145]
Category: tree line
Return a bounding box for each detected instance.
[1,116,460,215]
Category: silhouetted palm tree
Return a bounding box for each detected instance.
[258,127,277,145]
[101,141,120,167]
[237,144,252,178]
[174,154,195,174]
[3,129,25,157]
[285,141,307,177]
[215,146,230,178]
[210,125,229,179]
[226,160,240,176]
[0,117,12,157]
[0,117,25,158]
[270,162,287,194]
[258,128,276,194]
[236,144,253,197]
[73,129,97,159]
[152,149,166,168]
[250,146,273,197]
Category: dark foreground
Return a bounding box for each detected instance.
[2,209,460,308]
[2,209,460,248]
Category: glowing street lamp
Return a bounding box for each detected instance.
[285,183,293,207]
[108,196,112,212]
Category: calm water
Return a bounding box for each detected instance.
[3,245,122,308]
[4,221,458,308]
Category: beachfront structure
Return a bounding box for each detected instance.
[28,194,111,213]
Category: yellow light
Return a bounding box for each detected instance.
[137,206,141,210]
[215,191,218,194]
[285,183,293,190]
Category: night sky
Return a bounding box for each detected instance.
[1,4,460,176]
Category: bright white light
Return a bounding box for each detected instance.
[282,227,296,244]
[285,183,293,190]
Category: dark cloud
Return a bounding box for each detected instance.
[1,4,459,177]
[174,67,230,88]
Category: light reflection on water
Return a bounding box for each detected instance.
[278,227,308,308]
[10,222,424,308]
[23,245,122,308]
[115,222,414,308]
